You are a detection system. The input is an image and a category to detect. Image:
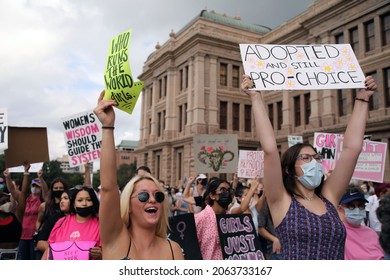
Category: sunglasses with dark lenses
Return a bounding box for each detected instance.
[346,204,366,210]
[134,191,165,203]
[70,185,91,191]
[218,187,234,195]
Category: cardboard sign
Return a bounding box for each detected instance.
[240,44,365,90]
[193,134,238,173]
[168,213,203,260]
[237,150,264,178]
[0,108,8,152]
[104,29,144,115]
[216,214,264,260]
[4,127,49,168]
[61,110,102,167]
[288,135,303,147]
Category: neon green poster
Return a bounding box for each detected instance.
[104,29,144,114]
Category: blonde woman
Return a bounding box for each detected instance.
[94,90,184,260]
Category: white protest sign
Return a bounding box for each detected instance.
[9,162,44,173]
[237,150,264,179]
[240,44,365,90]
[288,135,303,147]
[62,110,102,167]
[0,108,8,152]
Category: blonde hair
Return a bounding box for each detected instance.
[120,174,169,238]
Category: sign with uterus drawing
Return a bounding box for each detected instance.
[193,134,238,174]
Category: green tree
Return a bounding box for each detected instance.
[117,163,135,190]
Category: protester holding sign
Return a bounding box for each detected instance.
[241,74,377,259]
[42,186,101,260]
[93,90,184,260]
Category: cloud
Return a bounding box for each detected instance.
[0,0,314,164]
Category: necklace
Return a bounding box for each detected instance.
[304,194,314,201]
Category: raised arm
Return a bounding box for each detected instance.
[323,76,377,206]
[240,75,286,208]
[182,176,196,205]
[83,163,91,186]
[38,169,49,203]
[4,168,21,202]
[93,90,124,248]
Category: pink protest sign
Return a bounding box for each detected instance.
[337,138,387,183]
[313,132,340,174]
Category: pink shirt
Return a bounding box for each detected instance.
[21,195,41,240]
[48,215,101,246]
[194,205,223,260]
[344,222,384,260]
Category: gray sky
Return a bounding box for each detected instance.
[0,0,315,166]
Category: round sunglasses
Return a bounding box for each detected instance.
[132,191,165,203]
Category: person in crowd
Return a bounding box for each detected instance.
[174,191,192,215]
[0,190,22,259]
[257,198,283,260]
[166,186,177,217]
[5,164,49,259]
[190,174,207,213]
[229,179,264,232]
[35,190,71,258]
[136,165,151,176]
[337,185,384,259]
[241,74,377,259]
[367,182,390,234]
[376,193,390,260]
[34,177,69,259]
[93,90,184,260]
[193,178,234,259]
[42,186,101,260]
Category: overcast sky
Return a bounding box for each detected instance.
[0,0,315,167]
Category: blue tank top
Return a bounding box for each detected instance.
[275,196,346,260]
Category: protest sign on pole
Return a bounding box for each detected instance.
[240,44,365,90]
[288,135,303,147]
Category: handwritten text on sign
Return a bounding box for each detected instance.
[62,110,102,167]
[104,29,144,115]
[238,150,264,178]
[239,44,365,90]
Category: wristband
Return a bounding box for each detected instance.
[102,126,115,129]
[24,172,30,176]
[355,97,369,103]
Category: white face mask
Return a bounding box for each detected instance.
[297,159,324,190]
[0,202,13,213]
[344,208,366,227]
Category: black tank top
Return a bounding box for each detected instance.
[121,239,174,260]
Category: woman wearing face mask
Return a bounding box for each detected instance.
[0,191,22,259]
[241,74,377,259]
[5,164,49,260]
[193,178,234,259]
[35,190,71,258]
[34,177,69,259]
[42,186,102,260]
[338,185,384,259]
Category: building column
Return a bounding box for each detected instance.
[192,54,207,133]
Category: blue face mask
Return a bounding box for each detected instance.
[344,208,366,227]
[297,159,323,190]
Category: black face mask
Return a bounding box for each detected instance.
[217,191,233,209]
[52,190,63,199]
[76,206,94,217]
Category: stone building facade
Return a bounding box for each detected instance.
[136,0,390,186]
